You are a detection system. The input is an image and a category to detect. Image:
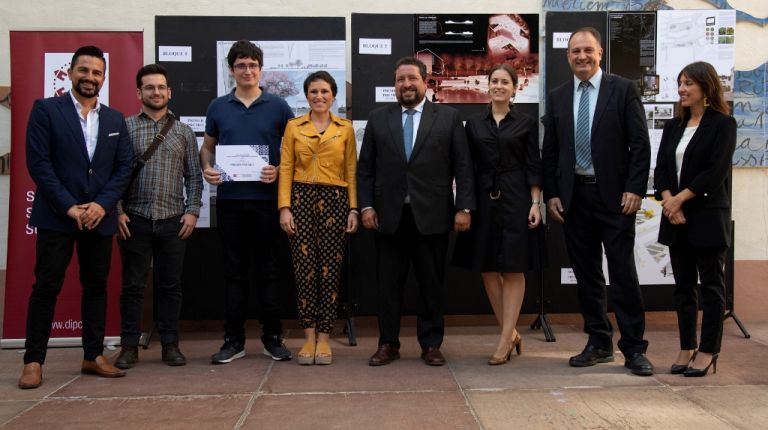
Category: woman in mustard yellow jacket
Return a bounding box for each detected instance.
[278,71,358,365]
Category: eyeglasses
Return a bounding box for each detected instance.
[141,85,168,92]
[232,63,260,72]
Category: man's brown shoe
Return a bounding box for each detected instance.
[421,346,446,366]
[82,355,126,378]
[368,344,400,366]
[18,362,42,389]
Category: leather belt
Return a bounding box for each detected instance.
[576,175,597,184]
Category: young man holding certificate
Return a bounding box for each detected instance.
[200,40,294,364]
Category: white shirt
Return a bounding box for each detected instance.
[70,91,101,160]
[572,68,603,176]
[676,126,698,183]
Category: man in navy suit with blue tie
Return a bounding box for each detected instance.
[18,46,133,389]
[542,28,653,376]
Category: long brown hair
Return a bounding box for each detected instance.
[676,61,730,122]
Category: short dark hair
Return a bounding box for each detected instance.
[394,57,427,80]
[303,71,337,97]
[227,40,263,69]
[568,27,602,47]
[71,45,106,71]
[676,61,730,120]
[135,64,169,89]
[487,63,519,87]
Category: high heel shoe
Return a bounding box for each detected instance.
[683,353,718,377]
[671,350,697,374]
[488,333,522,365]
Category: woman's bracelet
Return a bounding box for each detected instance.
[532,200,541,205]
[349,209,360,215]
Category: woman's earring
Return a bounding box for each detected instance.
[703,97,710,107]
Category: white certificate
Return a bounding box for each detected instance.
[216,145,269,182]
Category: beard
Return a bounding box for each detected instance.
[72,79,101,98]
[142,97,169,111]
[396,88,423,108]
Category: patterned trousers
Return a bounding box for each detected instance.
[288,182,348,333]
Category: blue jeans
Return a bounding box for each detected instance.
[119,214,187,347]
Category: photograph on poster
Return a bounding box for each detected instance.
[216,40,347,117]
[655,10,735,102]
[561,198,674,285]
[352,120,367,160]
[642,74,659,96]
[643,103,675,179]
[414,14,539,104]
[607,12,656,91]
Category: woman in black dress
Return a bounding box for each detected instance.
[454,64,542,365]
[654,61,736,376]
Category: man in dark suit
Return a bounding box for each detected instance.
[542,28,653,376]
[358,57,475,367]
[18,45,133,389]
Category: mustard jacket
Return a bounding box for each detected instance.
[278,112,358,209]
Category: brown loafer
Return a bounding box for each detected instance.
[82,355,126,378]
[18,362,43,389]
[368,344,400,366]
[421,346,446,366]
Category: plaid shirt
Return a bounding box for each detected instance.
[122,110,202,219]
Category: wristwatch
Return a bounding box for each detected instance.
[461,208,470,214]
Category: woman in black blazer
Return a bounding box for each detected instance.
[654,61,736,377]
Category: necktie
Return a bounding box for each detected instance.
[575,81,592,170]
[403,109,416,160]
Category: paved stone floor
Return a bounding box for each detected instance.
[1,314,767,429]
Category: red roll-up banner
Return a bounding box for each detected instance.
[3,31,143,347]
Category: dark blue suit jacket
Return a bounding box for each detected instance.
[357,100,475,235]
[542,73,650,213]
[26,94,133,235]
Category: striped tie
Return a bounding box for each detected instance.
[403,109,416,160]
[575,80,592,170]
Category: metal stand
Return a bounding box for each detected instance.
[723,220,749,338]
[723,310,749,339]
[529,223,556,342]
[340,236,358,346]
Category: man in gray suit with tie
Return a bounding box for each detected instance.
[542,28,653,376]
[358,57,475,366]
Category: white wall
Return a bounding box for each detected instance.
[0,0,765,270]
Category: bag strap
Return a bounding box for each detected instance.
[127,115,176,186]
[139,115,176,164]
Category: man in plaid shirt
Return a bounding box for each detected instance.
[114,64,202,369]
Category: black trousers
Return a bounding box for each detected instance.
[24,228,113,364]
[563,181,648,355]
[668,242,726,354]
[118,214,187,347]
[376,205,448,349]
[216,199,283,345]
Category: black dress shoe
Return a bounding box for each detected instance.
[162,344,187,366]
[114,346,139,370]
[624,352,654,376]
[421,347,446,366]
[569,345,614,367]
[369,344,400,366]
